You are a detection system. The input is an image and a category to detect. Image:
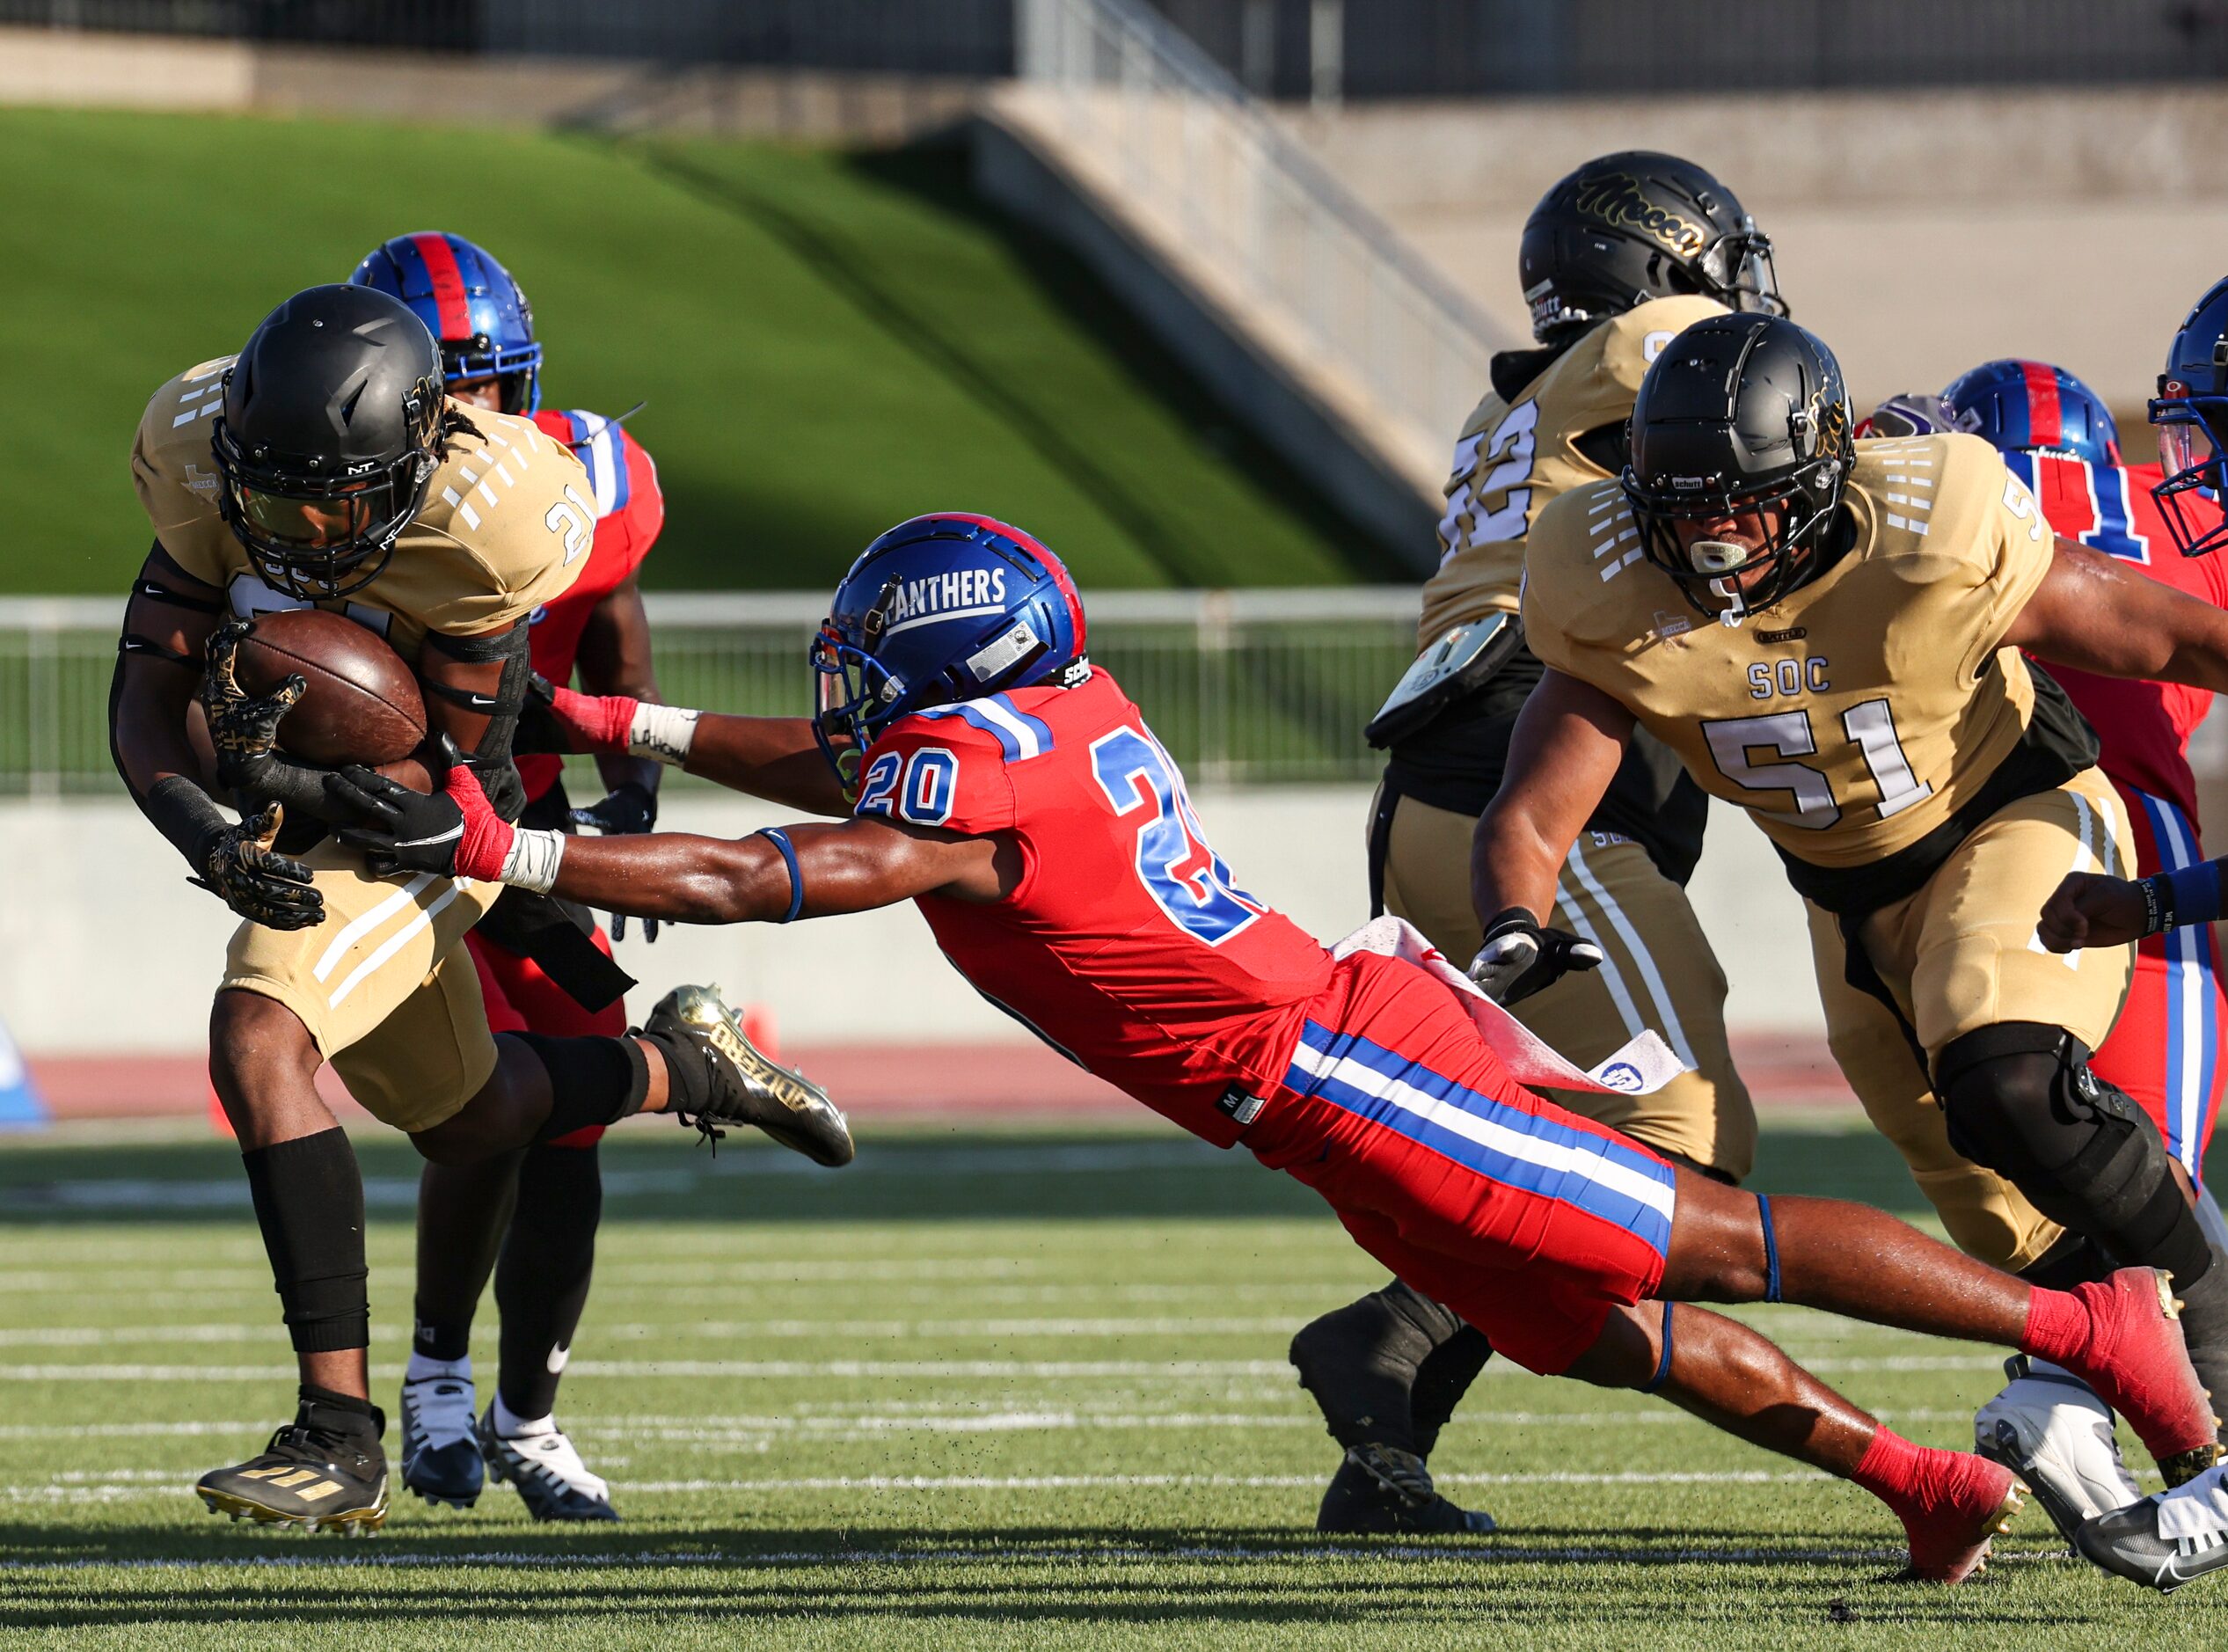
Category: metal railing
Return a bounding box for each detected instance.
[0,588,1419,796]
[1012,0,1504,474]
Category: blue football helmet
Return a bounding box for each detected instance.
[2152,277,2228,558]
[1941,358,2120,467]
[811,515,1089,787]
[348,232,542,415]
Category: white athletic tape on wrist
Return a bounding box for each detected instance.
[501,828,566,895]
[627,703,699,764]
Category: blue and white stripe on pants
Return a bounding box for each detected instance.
[2134,788,2220,1173]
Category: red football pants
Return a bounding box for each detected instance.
[466,925,628,1149]
[1243,950,1677,1375]
[2100,786,2225,1174]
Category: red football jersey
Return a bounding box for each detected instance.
[859,669,1335,1146]
[2010,453,2228,822]
[516,409,666,800]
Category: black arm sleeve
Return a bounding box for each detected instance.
[421,624,534,822]
[109,577,223,868]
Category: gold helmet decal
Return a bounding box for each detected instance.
[1573,172,1707,259]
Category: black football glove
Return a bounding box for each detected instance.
[1466,906,1603,1006]
[570,781,660,941]
[188,801,324,932]
[203,615,329,816]
[326,735,472,878]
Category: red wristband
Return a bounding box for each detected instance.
[447,764,515,883]
[548,683,639,756]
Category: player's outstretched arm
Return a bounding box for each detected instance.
[530,678,849,817]
[325,756,1015,924]
[2009,535,2228,690]
[1465,667,1633,1000]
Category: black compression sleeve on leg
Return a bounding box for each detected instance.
[511,1033,652,1144]
[241,1128,369,1354]
[495,1139,603,1420]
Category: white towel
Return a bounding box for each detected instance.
[1330,914,1691,1099]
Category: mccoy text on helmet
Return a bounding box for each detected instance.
[1519,151,1786,344]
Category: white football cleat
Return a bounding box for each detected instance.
[1975,1355,2143,1544]
[478,1408,619,1522]
[398,1369,483,1509]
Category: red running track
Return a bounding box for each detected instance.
[22,1034,1855,1123]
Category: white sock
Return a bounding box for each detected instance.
[492,1393,556,1438]
[405,1352,471,1385]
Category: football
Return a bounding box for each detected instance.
[230,607,427,767]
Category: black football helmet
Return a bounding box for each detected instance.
[1622,314,1853,621]
[1519,151,1786,343]
[212,285,446,600]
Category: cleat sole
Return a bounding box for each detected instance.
[195,1483,388,1533]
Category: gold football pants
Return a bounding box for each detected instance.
[1377,788,1756,1180]
[221,839,504,1133]
[1801,767,2136,1271]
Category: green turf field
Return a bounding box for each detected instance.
[3,107,1376,598]
[0,1117,2223,1648]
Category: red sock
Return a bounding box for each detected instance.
[2019,1285,2091,1367]
[1849,1425,1926,1502]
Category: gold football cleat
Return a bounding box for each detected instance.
[644,983,854,1166]
[195,1414,390,1533]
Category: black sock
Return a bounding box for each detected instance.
[241,1129,369,1354]
[495,1140,603,1420]
[298,1383,383,1443]
[1411,1327,1493,1458]
[411,1153,522,1363]
[637,1026,714,1117]
[513,1033,652,1144]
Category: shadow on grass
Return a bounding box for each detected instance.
[0,1125,1947,1229]
[0,1520,2092,1629]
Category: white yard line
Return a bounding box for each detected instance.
[0,1539,2022,1572]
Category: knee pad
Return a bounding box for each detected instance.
[1936,1023,2205,1283]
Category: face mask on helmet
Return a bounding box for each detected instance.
[215,440,435,601]
[1694,219,1787,319]
[440,339,541,417]
[2151,377,2228,558]
[1626,484,1825,624]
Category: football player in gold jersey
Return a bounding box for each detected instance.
[1495,311,2228,1478]
[1294,152,1786,1533]
[108,285,851,1531]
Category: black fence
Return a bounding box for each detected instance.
[1156,0,2228,97]
[0,0,1016,72]
[9,0,2228,91]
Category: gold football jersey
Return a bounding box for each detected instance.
[130,357,590,660]
[1418,294,1728,649]
[1521,431,2060,870]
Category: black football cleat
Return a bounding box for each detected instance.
[644,983,853,1166]
[2076,1492,2228,1592]
[195,1397,388,1533]
[479,1408,620,1522]
[1317,1444,1496,1536]
[399,1370,483,1509]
